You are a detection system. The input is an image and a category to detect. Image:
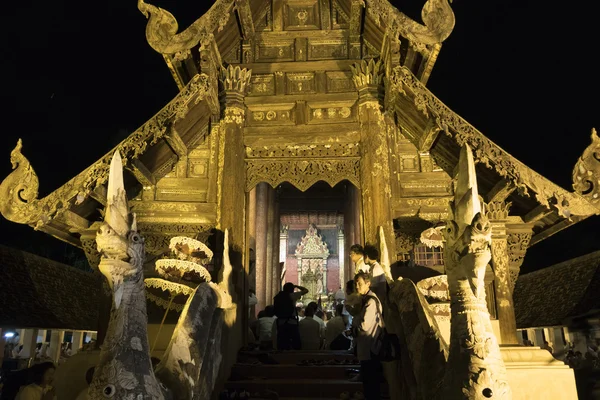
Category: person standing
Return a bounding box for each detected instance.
[273,282,308,350]
[352,272,384,400]
[363,244,387,302]
[350,244,368,274]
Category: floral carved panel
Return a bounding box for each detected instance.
[245,158,360,192]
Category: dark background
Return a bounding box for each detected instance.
[0,0,598,274]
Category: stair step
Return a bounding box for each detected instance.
[225,378,387,398]
[239,350,358,365]
[232,364,354,380]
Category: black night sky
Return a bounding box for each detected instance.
[0,0,598,274]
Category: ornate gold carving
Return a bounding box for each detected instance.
[295,224,330,258]
[138,0,233,55]
[391,66,600,217]
[350,58,384,91]
[286,72,316,94]
[0,74,210,227]
[245,158,360,192]
[255,40,295,62]
[309,106,353,122]
[307,39,348,60]
[248,74,275,96]
[506,232,531,291]
[364,0,455,45]
[245,143,360,158]
[220,65,252,96]
[325,71,354,93]
[486,201,511,221]
[573,128,600,207]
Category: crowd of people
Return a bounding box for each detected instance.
[249,243,390,400]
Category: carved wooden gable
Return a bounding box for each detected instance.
[295,224,330,259]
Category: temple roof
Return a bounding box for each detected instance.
[513,250,600,329]
[0,245,102,331]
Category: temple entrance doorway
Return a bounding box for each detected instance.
[247,180,362,315]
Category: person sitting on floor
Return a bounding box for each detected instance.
[299,304,324,350]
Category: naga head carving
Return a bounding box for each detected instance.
[573,128,600,205]
[444,145,492,299]
[96,151,145,288]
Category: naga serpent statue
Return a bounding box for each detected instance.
[88,151,233,400]
[88,151,165,400]
[442,144,511,399]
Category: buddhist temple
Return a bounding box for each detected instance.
[0,0,599,399]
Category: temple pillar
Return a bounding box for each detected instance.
[37,330,47,344]
[49,330,64,363]
[338,228,345,290]
[255,182,269,313]
[72,331,85,355]
[351,59,395,257]
[488,202,518,344]
[279,225,288,286]
[217,65,251,299]
[271,194,281,297]
[265,187,275,305]
[21,329,38,359]
[248,187,257,293]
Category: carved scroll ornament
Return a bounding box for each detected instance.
[245,158,360,192]
[573,128,600,207]
[295,224,330,258]
[364,0,455,45]
[138,0,234,55]
[0,74,209,227]
[390,66,600,218]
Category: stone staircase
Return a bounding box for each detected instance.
[221,350,389,399]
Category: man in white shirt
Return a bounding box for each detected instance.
[350,244,368,274]
[257,305,277,349]
[299,305,323,350]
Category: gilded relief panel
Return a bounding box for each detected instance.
[248,74,276,96]
[308,39,348,60]
[283,0,320,30]
[286,72,316,94]
[155,178,208,202]
[400,155,419,172]
[325,71,354,93]
[307,103,355,124]
[247,103,296,126]
[255,40,295,62]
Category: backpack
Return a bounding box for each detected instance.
[273,291,296,320]
[365,295,401,362]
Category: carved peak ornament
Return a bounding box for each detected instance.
[138,0,233,55]
[486,201,511,221]
[364,0,455,45]
[573,128,600,208]
[0,74,210,229]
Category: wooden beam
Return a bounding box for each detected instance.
[523,204,553,224]
[129,159,156,187]
[235,0,255,39]
[90,185,107,206]
[418,120,441,151]
[485,178,516,204]
[37,223,82,248]
[164,128,188,158]
[62,210,91,232]
[529,217,583,247]
[418,43,441,84]
[320,0,331,30]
